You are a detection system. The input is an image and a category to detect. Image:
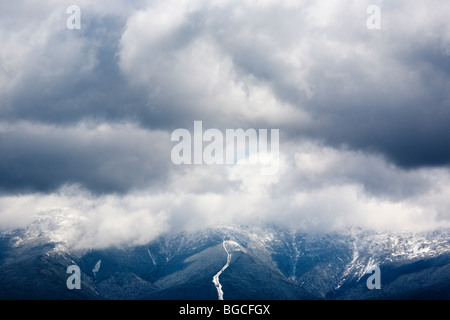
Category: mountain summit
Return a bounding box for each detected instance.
[0,221,449,300]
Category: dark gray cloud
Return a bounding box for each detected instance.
[115,0,450,169]
[297,34,450,168]
[1,0,450,246]
[1,0,450,191]
[0,122,171,194]
[0,4,149,127]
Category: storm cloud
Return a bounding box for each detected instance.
[1,0,450,248]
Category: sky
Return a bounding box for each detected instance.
[1,0,450,249]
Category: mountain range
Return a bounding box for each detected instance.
[0,215,449,300]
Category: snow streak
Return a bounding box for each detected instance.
[212,241,232,300]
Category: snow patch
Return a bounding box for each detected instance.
[92,260,101,275]
[147,249,157,265]
[212,240,244,300]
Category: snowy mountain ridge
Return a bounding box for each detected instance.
[1,215,449,299]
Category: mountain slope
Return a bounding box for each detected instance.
[0,220,448,300]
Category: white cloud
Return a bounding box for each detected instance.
[2,138,449,249]
[0,2,97,99]
[118,0,311,127]
[1,0,450,249]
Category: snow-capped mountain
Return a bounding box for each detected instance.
[0,216,449,300]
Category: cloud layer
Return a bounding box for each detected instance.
[1,0,450,248]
